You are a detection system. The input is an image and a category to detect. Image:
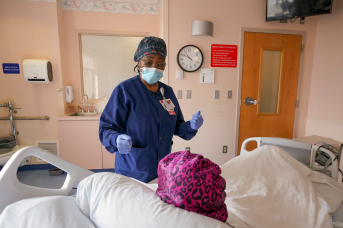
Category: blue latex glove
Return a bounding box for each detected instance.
[116,134,132,154]
[190,111,203,130]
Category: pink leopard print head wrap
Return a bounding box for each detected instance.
[156,151,228,222]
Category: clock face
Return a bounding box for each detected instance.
[177,45,203,72]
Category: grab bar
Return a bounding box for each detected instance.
[0,116,50,121]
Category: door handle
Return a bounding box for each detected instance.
[244,97,257,106]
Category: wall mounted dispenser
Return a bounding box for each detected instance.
[23,59,53,84]
[65,86,74,103]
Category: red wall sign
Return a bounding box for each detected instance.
[211,44,237,68]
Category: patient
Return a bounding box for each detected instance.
[156,150,228,222]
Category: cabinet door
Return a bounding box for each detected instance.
[58,120,102,169]
[102,145,115,169]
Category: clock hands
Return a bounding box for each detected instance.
[185,53,193,61]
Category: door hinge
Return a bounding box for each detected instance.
[301,44,304,53]
[295,100,299,108]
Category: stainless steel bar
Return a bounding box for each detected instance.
[0,116,50,120]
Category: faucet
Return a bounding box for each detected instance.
[83,94,90,113]
[0,102,20,141]
[78,106,84,113]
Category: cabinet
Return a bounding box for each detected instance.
[58,116,115,170]
[102,145,115,169]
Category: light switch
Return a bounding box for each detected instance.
[214,90,219,99]
[177,90,182,99]
[187,90,191,99]
[176,70,183,80]
[227,90,232,99]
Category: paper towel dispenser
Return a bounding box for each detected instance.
[23,59,53,84]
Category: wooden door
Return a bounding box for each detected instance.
[238,32,302,155]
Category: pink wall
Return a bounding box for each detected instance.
[305,1,343,178]
[0,0,159,164]
[306,0,343,141]
[168,0,318,165]
[62,10,159,107]
[0,0,64,164]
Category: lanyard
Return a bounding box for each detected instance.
[160,87,166,100]
[158,87,175,115]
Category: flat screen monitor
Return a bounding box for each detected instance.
[266,0,333,21]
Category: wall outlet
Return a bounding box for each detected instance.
[187,90,192,99]
[214,90,219,99]
[300,17,305,24]
[227,90,232,99]
[185,147,190,151]
[223,146,227,153]
[177,90,182,99]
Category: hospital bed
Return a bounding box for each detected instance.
[240,137,341,181]
[0,140,342,228]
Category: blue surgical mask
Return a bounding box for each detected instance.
[141,67,163,84]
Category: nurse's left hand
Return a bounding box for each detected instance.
[190,111,203,130]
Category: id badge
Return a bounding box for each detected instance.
[159,99,175,115]
[164,99,175,111]
[159,100,168,110]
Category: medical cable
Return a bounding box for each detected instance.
[339,169,343,182]
[290,17,298,23]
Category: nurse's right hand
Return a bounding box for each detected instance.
[116,134,132,154]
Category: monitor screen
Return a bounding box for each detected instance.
[266,0,333,21]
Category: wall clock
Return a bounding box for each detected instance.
[177,45,203,72]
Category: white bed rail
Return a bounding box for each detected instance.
[0,146,94,214]
[240,137,312,155]
[240,137,262,155]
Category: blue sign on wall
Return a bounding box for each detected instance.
[2,63,20,74]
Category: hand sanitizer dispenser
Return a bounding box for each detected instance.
[65,86,74,103]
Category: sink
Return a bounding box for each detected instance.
[67,112,98,116]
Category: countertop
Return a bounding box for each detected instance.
[57,112,101,121]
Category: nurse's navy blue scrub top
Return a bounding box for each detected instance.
[99,75,197,183]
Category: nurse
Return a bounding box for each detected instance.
[99,36,203,183]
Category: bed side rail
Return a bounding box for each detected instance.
[240,137,262,155]
[0,146,94,214]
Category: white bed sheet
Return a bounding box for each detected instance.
[220,145,343,228]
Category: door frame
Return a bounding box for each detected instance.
[234,28,306,156]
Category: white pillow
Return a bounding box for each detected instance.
[0,196,95,228]
[76,172,231,228]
